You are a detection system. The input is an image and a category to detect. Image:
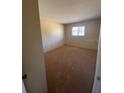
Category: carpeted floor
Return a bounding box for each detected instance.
[44,45,97,93]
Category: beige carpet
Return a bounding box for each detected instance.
[44,45,97,93]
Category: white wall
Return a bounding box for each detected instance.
[92,31,101,93]
[22,0,47,93]
[64,18,101,50]
[41,20,64,52]
[22,81,27,93]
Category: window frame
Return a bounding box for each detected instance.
[72,26,85,36]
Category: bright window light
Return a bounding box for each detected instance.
[72,26,85,36]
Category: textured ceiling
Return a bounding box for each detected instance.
[38,0,101,24]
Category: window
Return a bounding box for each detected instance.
[72,26,85,36]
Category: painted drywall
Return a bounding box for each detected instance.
[64,18,101,50]
[22,81,27,93]
[38,0,101,24]
[22,0,47,93]
[92,31,101,93]
[40,20,64,52]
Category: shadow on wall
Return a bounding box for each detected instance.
[40,20,65,53]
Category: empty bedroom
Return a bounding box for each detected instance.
[38,0,101,93]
